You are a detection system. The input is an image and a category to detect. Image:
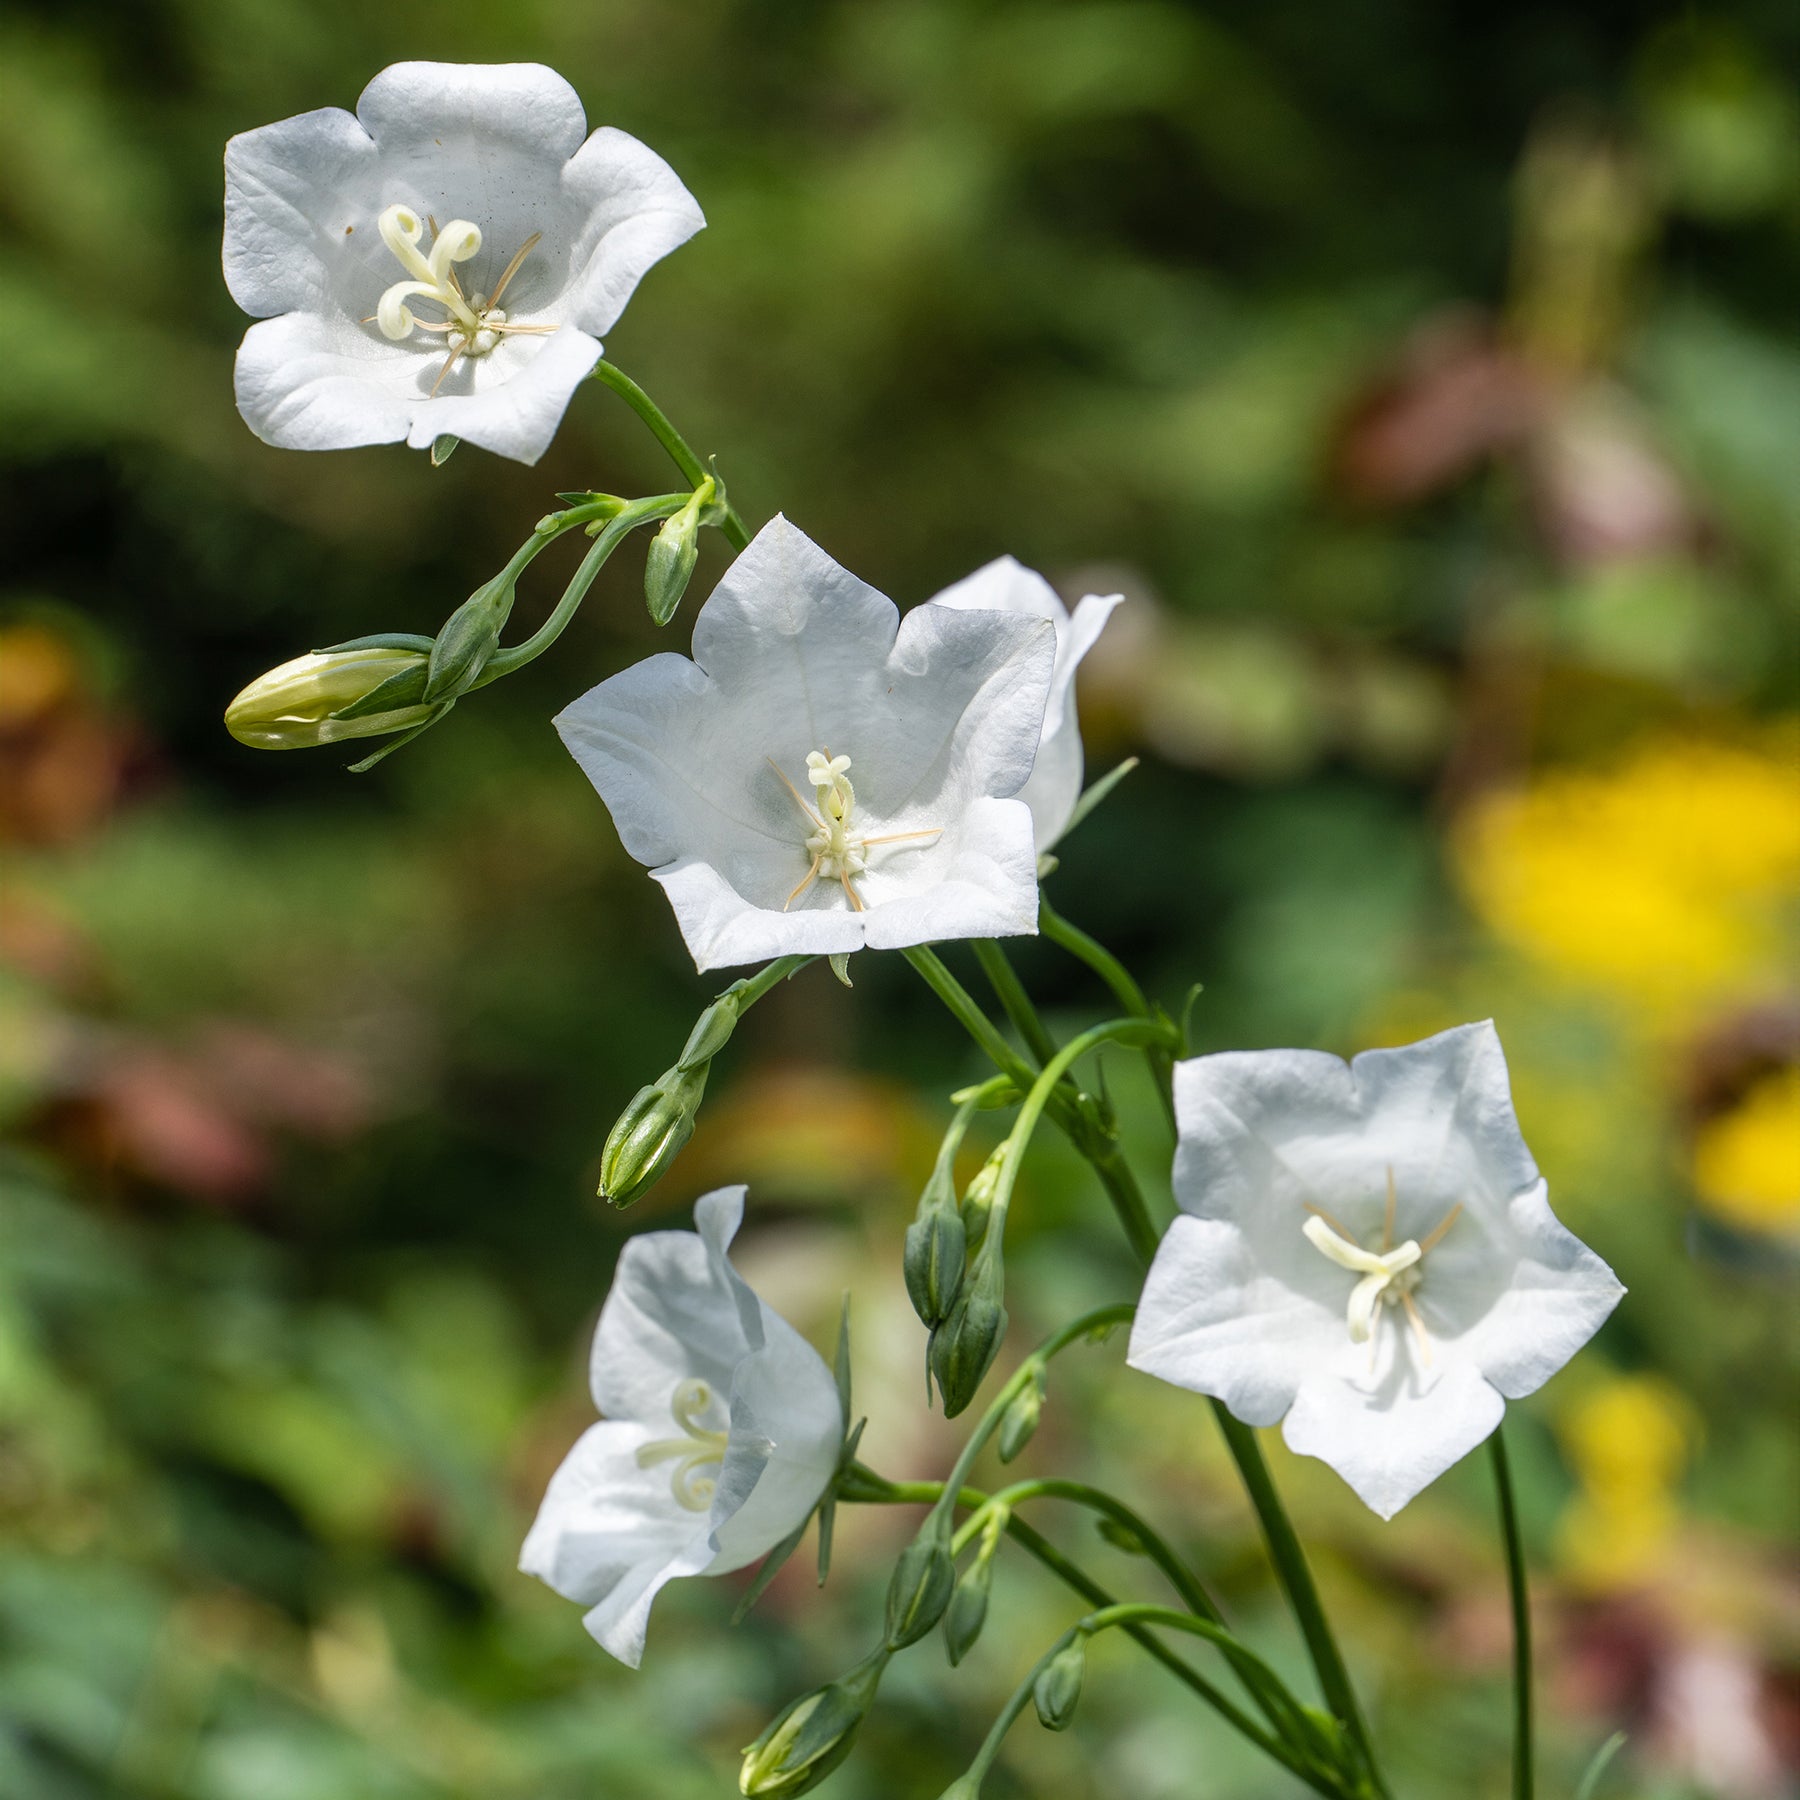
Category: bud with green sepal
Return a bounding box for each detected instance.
[739,1647,888,1799]
[996,1365,1045,1463]
[958,1143,1007,1247]
[884,1527,957,1649]
[1032,1636,1088,1731]
[644,467,728,626]
[930,1241,1006,1417]
[225,645,435,750]
[943,1508,1005,1666]
[903,1191,966,1331]
[598,1063,708,1207]
[425,572,515,703]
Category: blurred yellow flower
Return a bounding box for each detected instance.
[1555,1372,1697,1590]
[1692,1066,1800,1236]
[1456,728,1800,1020]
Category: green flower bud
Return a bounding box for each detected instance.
[225,648,433,750]
[598,1063,708,1208]
[645,488,708,627]
[903,1200,966,1329]
[996,1366,1045,1464]
[1032,1639,1087,1731]
[676,992,743,1072]
[425,574,515,702]
[884,1532,957,1649]
[739,1653,886,1798]
[929,1253,1007,1418]
[942,1551,993,1666]
[958,1145,1007,1248]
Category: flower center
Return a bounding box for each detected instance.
[766,751,942,914]
[634,1377,729,1512]
[370,204,557,393]
[1302,1167,1462,1364]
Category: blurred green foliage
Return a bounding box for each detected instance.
[3,2,1798,1797]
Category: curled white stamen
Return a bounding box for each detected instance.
[1303,1215,1422,1343]
[635,1377,730,1512]
[372,203,535,360]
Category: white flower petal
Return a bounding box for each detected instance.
[927,558,1121,848]
[223,107,382,317]
[223,61,701,463]
[517,1420,715,1668]
[1128,1215,1343,1426]
[1282,1361,1507,1520]
[557,127,707,337]
[1134,1024,1622,1518]
[556,516,1054,970]
[1432,1179,1624,1399]
[588,1185,760,1423]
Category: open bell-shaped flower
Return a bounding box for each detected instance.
[926,558,1120,851]
[1128,1022,1624,1518]
[555,516,1056,971]
[519,1187,843,1665]
[224,61,703,464]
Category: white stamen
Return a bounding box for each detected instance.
[1302,1177,1458,1355]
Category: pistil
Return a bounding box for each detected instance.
[635,1377,730,1511]
[767,751,942,913]
[1303,1168,1462,1365]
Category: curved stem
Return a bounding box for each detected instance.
[951,1476,1222,1623]
[901,946,1162,1259]
[1038,895,1176,1131]
[1212,1405,1386,1795]
[973,939,1058,1066]
[843,1470,1320,1787]
[590,360,751,550]
[966,1604,1343,1797]
[478,495,687,681]
[1491,1427,1534,1800]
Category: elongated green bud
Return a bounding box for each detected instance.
[1032,1639,1087,1731]
[958,1144,1007,1248]
[598,1063,708,1207]
[225,648,433,750]
[425,574,514,702]
[884,1533,957,1649]
[644,492,706,626]
[739,1651,887,1798]
[996,1366,1045,1463]
[929,1252,1006,1418]
[903,1200,966,1329]
[942,1551,993,1667]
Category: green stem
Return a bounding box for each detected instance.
[965,1603,1343,1797]
[973,939,1058,1066]
[902,946,1162,1261]
[1212,1406,1386,1795]
[1491,1427,1534,1800]
[1038,895,1176,1130]
[951,1476,1222,1623]
[479,494,690,681]
[844,1471,1314,1785]
[590,360,751,550]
